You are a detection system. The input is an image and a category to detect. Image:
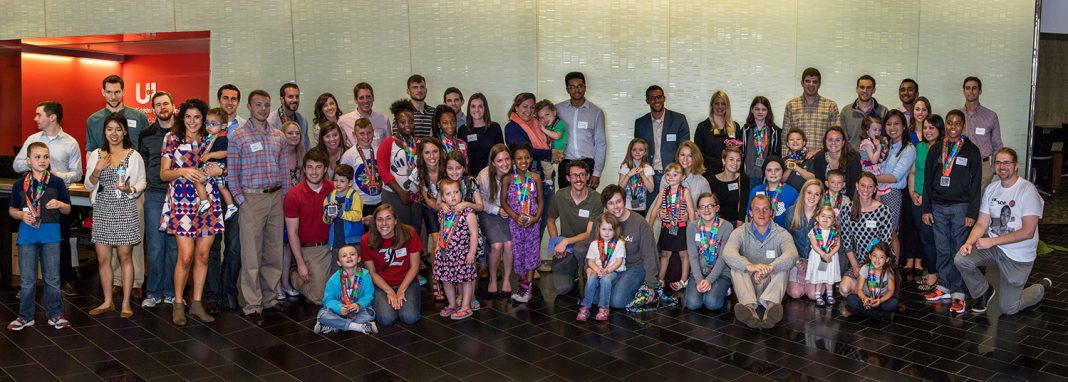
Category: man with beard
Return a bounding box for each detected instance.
[267,82,310,150]
[339,82,390,148]
[547,161,603,296]
[137,91,179,307]
[634,85,689,209]
[284,149,335,305]
[556,72,606,190]
[839,75,888,149]
[896,79,918,127]
[406,75,435,139]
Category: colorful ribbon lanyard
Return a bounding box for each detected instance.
[340,268,362,306]
[278,107,290,124]
[598,238,617,268]
[397,135,416,170]
[813,226,837,253]
[626,161,644,197]
[662,184,685,225]
[24,172,48,212]
[698,217,721,265]
[765,182,783,213]
[439,210,459,248]
[865,264,884,300]
[753,127,767,158]
[356,146,379,193]
[787,148,808,164]
[512,167,534,215]
[941,137,963,177]
[823,191,844,209]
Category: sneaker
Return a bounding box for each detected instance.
[971,288,996,313]
[512,287,531,303]
[924,288,951,301]
[142,296,161,308]
[313,322,338,334]
[163,296,175,305]
[595,307,609,321]
[285,288,301,297]
[576,307,589,322]
[15,290,19,299]
[7,318,34,331]
[1038,278,1053,290]
[276,291,287,301]
[197,199,212,214]
[365,322,379,334]
[949,298,967,314]
[418,275,428,286]
[47,316,70,330]
[224,204,239,220]
[470,299,481,311]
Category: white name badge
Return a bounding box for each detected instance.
[578,121,589,130]
[956,157,968,166]
[975,128,986,136]
[127,119,138,128]
[940,176,951,187]
[865,220,877,228]
[765,250,776,259]
[666,134,677,142]
[695,233,702,241]
[578,209,590,218]
[756,191,765,196]
[179,144,192,152]
[466,134,478,142]
[727,182,739,191]
[250,142,264,152]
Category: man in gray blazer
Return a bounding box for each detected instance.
[634,85,690,209]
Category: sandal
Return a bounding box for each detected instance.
[439,305,459,317]
[450,308,472,320]
[917,275,938,291]
[815,296,826,307]
[825,294,836,305]
[433,282,445,301]
[670,279,688,291]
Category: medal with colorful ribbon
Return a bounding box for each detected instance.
[698,217,720,266]
[754,126,767,159]
[598,238,617,268]
[626,161,645,208]
[398,135,416,170]
[340,268,362,307]
[357,146,380,195]
[765,182,783,214]
[23,171,48,224]
[439,210,459,249]
[813,227,837,253]
[513,167,534,215]
[865,263,884,300]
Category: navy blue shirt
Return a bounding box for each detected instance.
[9,175,70,244]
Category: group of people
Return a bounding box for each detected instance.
[6,68,1051,334]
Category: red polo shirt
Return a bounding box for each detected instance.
[283,179,334,244]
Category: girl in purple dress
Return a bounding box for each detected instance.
[500,144,543,303]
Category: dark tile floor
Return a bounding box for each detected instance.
[3,227,1068,381]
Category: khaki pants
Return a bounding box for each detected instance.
[291,245,333,305]
[980,160,994,191]
[112,195,145,287]
[731,268,788,308]
[238,192,284,315]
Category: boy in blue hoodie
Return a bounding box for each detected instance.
[314,244,377,334]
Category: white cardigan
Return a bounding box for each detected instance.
[84,148,147,204]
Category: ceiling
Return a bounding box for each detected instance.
[21,31,209,56]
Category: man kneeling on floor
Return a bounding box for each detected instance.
[723,195,798,328]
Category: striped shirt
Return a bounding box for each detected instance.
[782,95,839,153]
[227,120,287,205]
[962,103,1002,159]
[412,103,435,139]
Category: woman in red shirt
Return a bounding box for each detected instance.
[361,204,423,325]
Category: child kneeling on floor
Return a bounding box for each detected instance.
[315,244,378,334]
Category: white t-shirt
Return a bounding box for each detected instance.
[980,178,1043,262]
[618,163,655,211]
[339,146,383,205]
[585,238,627,272]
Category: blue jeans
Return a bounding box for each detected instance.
[144,190,177,300]
[932,203,969,295]
[18,242,62,321]
[909,200,937,272]
[845,294,898,318]
[206,205,241,308]
[373,285,421,325]
[610,267,646,308]
[317,306,376,330]
[581,271,618,308]
[684,274,731,311]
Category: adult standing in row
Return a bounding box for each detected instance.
[908,96,932,144]
[635,85,689,199]
[741,96,781,188]
[406,75,435,139]
[694,90,742,177]
[599,185,658,308]
[922,110,983,314]
[277,120,306,300]
[897,79,919,128]
[908,114,943,290]
[85,113,146,319]
[477,145,514,298]
[210,85,245,313]
[795,127,862,197]
[874,110,916,261]
[961,77,1002,189]
[839,75,889,149]
[14,101,82,296]
[458,93,503,177]
[218,84,247,135]
[556,72,607,190]
[309,93,343,149]
[138,92,178,307]
[267,83,310,150]
[339,83,391,149]
[783,68,838,154]
[229,90,288,326]
[315,121,348,179]
[504,93,557,233]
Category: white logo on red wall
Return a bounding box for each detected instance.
[135,82,158,122]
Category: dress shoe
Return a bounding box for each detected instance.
[112,286,121,295]
[60,284,77,296]
[173,303,187,326]
[205,301,221,315]
[246,312,265,326]
[89,304,116,316]
[131,288,143,299]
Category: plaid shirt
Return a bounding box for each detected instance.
[782,95,839,153]
[227,120,287,205]
[962,103,1002,159]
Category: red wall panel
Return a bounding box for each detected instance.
[121,53,210,121]
[20,53,120,151]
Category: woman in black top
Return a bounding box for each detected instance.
[793,126,862,196]
[694,90,742,177]
[740,96,782,189]
[457,93,503,176]
[709,146,748,227]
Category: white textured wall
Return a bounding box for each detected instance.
[0,0,1037,175]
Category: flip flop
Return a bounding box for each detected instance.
[450,308,473,320]
[439,306,459,317]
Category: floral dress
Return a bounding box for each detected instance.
[432,207,477,283]
[161,133,224,237]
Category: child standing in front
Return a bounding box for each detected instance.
[433,179,479,320]
[324,164,364,251]
[806,206,842,306]
[8,142,72,331]
[315,244,377,334]
[647,163,693,291]
[578,213,626,322]
[617,138,655,216]
[196,108,237,219]
[501,144,543,303]
[844,242,897,320]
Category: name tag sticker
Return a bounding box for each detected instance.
[179,144,192,152]
[578,209,590,218]
[127,119,137,128]
[727,182,739,191]
[466,134,478,142]
[765,250,776,259]
[578,121,589,130]
[956,157,968,166]
[666,134,677,142]
[865,220,877,228]
[695,233,702,241]
[395,248,407,258]
[250,142,264,152]
[756,191,765,196]
[975,128,986,135]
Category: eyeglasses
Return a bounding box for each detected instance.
[994,161,1015,166]
[698,204,718,210]
[568,173,588,179]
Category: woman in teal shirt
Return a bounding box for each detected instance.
[906,114,944,290]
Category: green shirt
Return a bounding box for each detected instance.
[914,142,929,195]
[548,187,603,238]
[86,106,148,152]
[550,120,568,151]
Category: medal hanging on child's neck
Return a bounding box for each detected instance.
[765,182,783,214]
[813,226,837,254]
[823,191,843,209]
[357,146,379,194]
[513,167,533,215]
[663,185,683,235]
[439,210,459,249]
[753,127,767,167]
[865,263,883,300]
[787,147,808,164]
[940,137,963,187]
[398,135,416,170]
[598,238,617,268]
[698,217,720,266]
[340,268,361,306]
[626,160,644,205]
[24,171,48,218]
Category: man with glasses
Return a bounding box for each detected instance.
[955,147,1050,316]
[634,85,689,210]
[547,161,603,297]
[922,109,983,315]
[556,72,607,190]
[723,195,798,329]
